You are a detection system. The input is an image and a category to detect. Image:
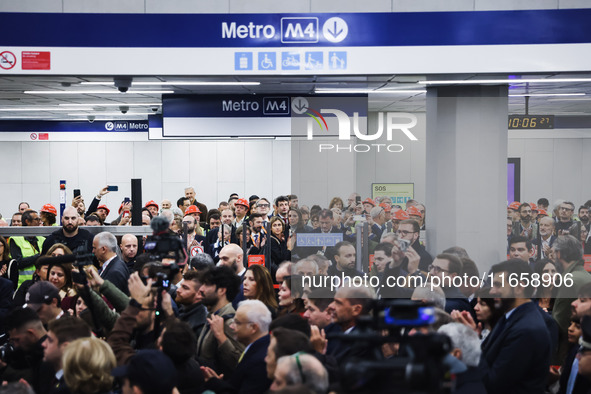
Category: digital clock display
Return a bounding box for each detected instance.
[508,115,554,129]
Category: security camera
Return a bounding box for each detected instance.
[151,107,159,112]
[114,76,132,93]
[119,106,129,114]
[87,115,95,123]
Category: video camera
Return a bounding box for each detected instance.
[0,333,15,364]
[328,300,452,394]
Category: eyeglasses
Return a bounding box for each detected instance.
[396,230,416,236]
[560,207,574,212]
[257,204,270,208]
[428,264,449,274]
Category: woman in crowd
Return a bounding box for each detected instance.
[329,197,344,210]
[277,275,306,317]
[269,216,292,269]
[472,287,503,340]
[243,264,278,315]
[0,236,17,289]
[533,258,560,313]
[63,337,116,394]
[46,243,77,300]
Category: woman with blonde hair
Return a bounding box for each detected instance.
[63,337,116,394]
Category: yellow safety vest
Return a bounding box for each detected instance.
[10,236,45,287]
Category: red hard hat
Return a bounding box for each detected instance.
[41,204,57,216]
[538,209,548,216]
[97,204,110,216]
[393,210,410,221]
[184,205,201,216]
[362,198,375,207]
[235,198,249,208]
[144,200,159,210]
[379,203,391,212]
[530,202,538,211]
[406,205,423,218]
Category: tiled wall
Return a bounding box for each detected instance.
[0,139,292,222]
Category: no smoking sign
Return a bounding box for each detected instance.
[0,51,16,70]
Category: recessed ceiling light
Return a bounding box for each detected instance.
[80,81,260,86]
[314,88,425,94]
[59,103,161,106]
[0,107,93,111]
[509,93,586,97]
[24,90,174,94]
[419,78,591,85]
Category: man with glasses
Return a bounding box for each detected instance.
[556,201,581,239]
[396,219,432,272]
[255,198,272,221]
[428,254,471,314]
[201,299,272,393]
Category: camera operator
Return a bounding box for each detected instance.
[107,272,176,365]
[0,307,47,391]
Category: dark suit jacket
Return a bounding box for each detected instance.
[229,335,272,394]
[100,256,130,295]
[480,301,551,394]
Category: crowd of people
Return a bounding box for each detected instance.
[1,187,591,393]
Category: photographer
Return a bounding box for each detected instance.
[107,272,176,365]
[0,308,47,391]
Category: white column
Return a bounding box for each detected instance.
[425,85,508,272]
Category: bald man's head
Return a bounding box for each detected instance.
[62,206,80,235]
[120,234,138,262]
[218,244,244,273]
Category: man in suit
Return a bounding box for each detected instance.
[40,316,91,394]
[196,266,244,378]
[202,299,272,394]
[552,235,591,364]
[369,206,387,241]
[324,284,374,364]
[480,259,551,394]
[92,231,130,294]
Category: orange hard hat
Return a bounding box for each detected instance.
[406,205,423,218]
[41,204,57,216]
[379,203,391,212]
[362,198,375,207]
[393,210,410,221]
[530,202,538,211]
[508,201,521,211]
[97,204,110,215]
[144,200,159,210]
[235,198,249,208]
[184,205,202,216]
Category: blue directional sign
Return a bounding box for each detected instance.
[296,233,343,247]
[281,17,318,43]
[234,52,253,70]
[258,52,276,70]
[328,51,347,70]
[281,51,301,70]
[304,51,323,70]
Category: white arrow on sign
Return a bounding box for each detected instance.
[291,97,309,114]
[322,17,348,43]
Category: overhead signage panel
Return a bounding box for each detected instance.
[3,10,591,48]
[3,11,591,75]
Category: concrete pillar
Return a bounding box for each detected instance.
[425,85,508,272]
